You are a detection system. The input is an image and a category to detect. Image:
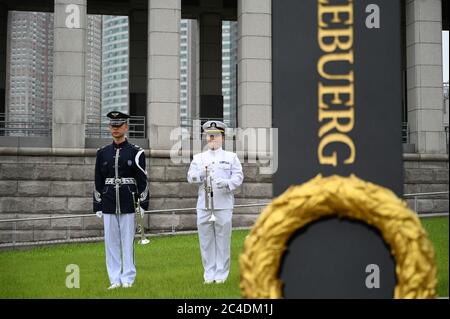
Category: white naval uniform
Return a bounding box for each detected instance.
[187,147,244,282]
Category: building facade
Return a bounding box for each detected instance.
[1,0,446,153]
[5,11,105,136]
[0,0,448,244]
[5,11,53,136]
[101,15,129,117]
[85,15,102,121]
[179,19,197,128]
[222,20,237,128]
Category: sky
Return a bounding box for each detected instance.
[443,31,449,83]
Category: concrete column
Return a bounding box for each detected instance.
[0,4,7,115]
[52,0,86,148]
[147,0,181,150]
[406,0,446,153]
[237,0,272,130]
[129,10,147,118]
[199,13,223,119]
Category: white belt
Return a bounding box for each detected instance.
[105,177,136,185]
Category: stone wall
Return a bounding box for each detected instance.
[403,155,449,214]
[0,155,99,243]
[0,154,273,244]
[0,153,448,244]
[147,157,272,232]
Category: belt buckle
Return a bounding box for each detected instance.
[115,178,122,185]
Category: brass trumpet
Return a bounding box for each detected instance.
[132,192,150,245]
[204,166,216,222]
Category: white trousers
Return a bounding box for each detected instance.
[197,209,232,282]
[103,213,136,285]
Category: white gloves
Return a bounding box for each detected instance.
[198,167,207,181]
[139,206,145,217]
[214,177,229,189]
[191,168,206,183]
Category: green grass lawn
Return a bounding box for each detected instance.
[421,216,449,297]
[0,217,447,299]
[0,230,248,299]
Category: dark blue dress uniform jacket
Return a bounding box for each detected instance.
[93,139,149,214]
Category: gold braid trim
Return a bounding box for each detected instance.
[239,174,437,299]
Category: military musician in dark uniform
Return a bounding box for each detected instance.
[93,111,149,289]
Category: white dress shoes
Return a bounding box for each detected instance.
[107,283,121,290]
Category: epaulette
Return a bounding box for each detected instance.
[96,144,109,153]
[131,143,142,150]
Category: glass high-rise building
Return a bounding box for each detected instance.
[6,12,105,135]
[86,15,103,121]
[222,21,237,128]
[179,19,237,128]
[101,15,129,117]
[7,12,235,136]
[180,19,189,127]
[180,19,198,128]
[6,11,54,134]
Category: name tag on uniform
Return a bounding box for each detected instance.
[219,161,230,164]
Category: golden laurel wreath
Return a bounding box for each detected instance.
[239,174,437,299]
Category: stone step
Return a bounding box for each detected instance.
[0,161,273,182]
[404,168,449,184]
[404,183,449,194]
[0,180,273,199]
[0,229,104,244]
[405,198,449,214]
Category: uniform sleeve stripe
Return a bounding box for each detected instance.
[140,184,149,201]
[135,150,147,176]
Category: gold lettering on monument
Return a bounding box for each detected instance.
[317,0,355,167]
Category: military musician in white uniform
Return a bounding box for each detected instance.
[187,121,244,284]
